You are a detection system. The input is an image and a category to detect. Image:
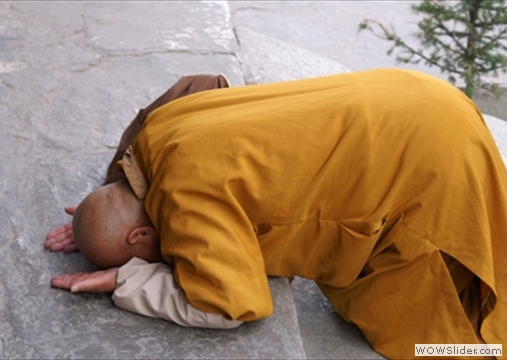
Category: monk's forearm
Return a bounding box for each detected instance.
[112,257,243,329]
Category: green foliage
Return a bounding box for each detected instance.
[359,0,507,98]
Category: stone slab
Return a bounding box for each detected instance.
[234,27,349,85]
[485,114,507,162]
[0,1,304,359]
[2,275,304,359]
[291,278,384,359]
[83,1,238,55]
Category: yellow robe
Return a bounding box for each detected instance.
[126,69,506,359]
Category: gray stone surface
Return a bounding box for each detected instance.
[291,278,384,360]
[485,115,507,162]
[2,1,507,359]
[235,27,349,85]
[2,275,303,359]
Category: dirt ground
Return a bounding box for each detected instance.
[473,88,507,121]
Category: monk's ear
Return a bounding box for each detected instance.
[126,226,158,245]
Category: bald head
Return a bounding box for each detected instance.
[73,180,161,268]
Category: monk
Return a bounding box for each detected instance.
[46,69,506,359]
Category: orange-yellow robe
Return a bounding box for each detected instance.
[125,69,506,359]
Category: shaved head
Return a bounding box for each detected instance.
[73,180,161,268]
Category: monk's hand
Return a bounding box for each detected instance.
[51,268,119,293]
[45,205,78,253]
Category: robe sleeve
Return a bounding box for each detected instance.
[112,257,243,329]
[129,96,274,322]
[160,194,274,322]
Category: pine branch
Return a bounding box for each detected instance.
[359,19,462,75]
[359,0,507,98]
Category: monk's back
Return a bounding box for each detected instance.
[135,69,500,286]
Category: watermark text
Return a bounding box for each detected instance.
[415,344,502,357]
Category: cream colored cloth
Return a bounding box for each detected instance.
[112,257,243,329]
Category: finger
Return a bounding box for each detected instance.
[46,231,70,248]
[45,223,72,245]
[65,205,78,215]
[70,278,101,293]
[51,274,75,289]
[53,226,73,241]
[51,273,88,290]
[70,270,117,293]
[48,230,74,247]
[70,279,94,293]
[63,242,79,253]
[45,223,70,241]
[51,276,72,290]
[49,242,64,252]
[48,237,74,252]
[45,235,62,248]
[45,227,73,249]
